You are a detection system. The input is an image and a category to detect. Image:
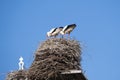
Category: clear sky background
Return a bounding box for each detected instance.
[0,0,120,80]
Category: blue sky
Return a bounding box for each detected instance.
[0,0,120,80]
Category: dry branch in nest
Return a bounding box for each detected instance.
[6,70,28,80]
[28,38,82,80]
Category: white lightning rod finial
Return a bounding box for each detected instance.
[18,56,24,70]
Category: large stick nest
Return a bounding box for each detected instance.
[28,38,82,80]
[6,70,28,80]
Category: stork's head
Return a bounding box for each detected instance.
[47,32,52,37]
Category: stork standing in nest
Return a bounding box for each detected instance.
[60,24,76,38]
[47,27,63,38]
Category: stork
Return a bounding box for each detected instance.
[47,27,63,38]
[60,24,76,38]
[47,28,56,37]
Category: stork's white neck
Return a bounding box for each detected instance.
[60,31,65,35]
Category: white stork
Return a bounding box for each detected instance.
[47,27,63,38]
[60,24,76,37]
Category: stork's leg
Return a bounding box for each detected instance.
[59,34,63,38]
[61,35,64,38]
[68,33,70,39]
[54,34,57,38]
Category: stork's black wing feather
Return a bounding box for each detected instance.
[59,27,64,29]
[51,28,57,33]
[64,24,76,31]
